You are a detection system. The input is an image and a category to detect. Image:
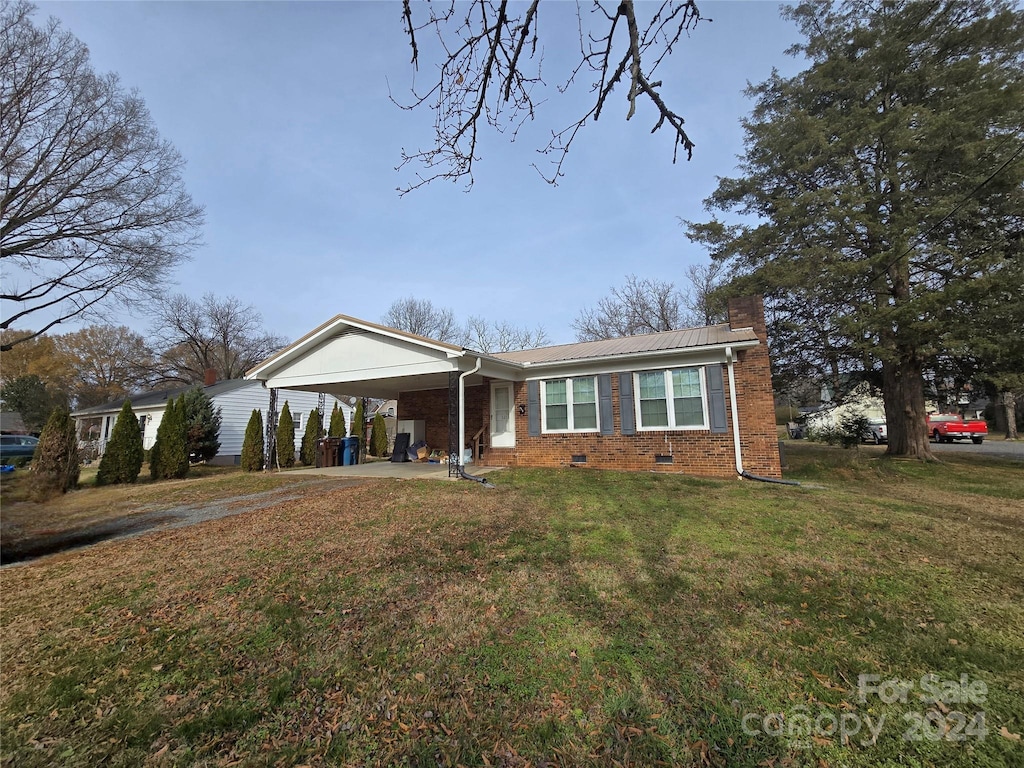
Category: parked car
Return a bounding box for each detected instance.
[927,413,987,444]
[863,418,887,444]
[0,434,39,464]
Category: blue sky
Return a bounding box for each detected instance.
[35,1,805,346]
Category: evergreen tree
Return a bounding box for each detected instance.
[29,407,79,499]
[688,0,1024,458]
[180,387,222,463]
[300,408,320,465]
[370,412,388,457]
[276,401,295,468]
[96,400,143,485]
[350,400,364,454]
[151,396,189,479]
[241,409,264,472]
[328,402,347,437]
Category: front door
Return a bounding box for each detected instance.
[490,382,515,448]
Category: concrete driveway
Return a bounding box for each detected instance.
[285,460,504,480]
[927,439,1023,462]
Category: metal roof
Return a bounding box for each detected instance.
[490,324,759,365]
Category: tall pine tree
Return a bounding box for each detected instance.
[688,0,1024,458]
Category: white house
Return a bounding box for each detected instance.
[72,379,351,465]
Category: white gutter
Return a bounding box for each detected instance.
[458,357,482,468]
[726,345,743,475]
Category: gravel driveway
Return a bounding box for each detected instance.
[1,477,362,566]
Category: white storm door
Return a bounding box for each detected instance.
[490,382,515,448]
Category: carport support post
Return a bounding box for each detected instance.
[360,397,368,464]
[448,371,459,477]
[266,388,278,471]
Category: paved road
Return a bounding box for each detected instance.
[928,439,1024,462]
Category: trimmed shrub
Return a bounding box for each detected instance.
[96,400,143,485]
[29,408,79,500]
[151,396,189,480]
[241,409,264,472]
[276,401,295,468]
[370,412,388,457]
[328,403,347,438]
[300,408,320,466]
[180,387,222,463]
[350,400,364,454]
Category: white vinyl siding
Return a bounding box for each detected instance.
[541,377,599,433]
[635,367,708,430]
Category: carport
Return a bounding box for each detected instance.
[245,314,519,477]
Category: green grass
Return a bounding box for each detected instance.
[2,443,1022,767]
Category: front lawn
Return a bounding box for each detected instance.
[1,445,1021,767]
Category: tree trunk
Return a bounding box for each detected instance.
[882,354,933,459]
[1002,390,1019,441]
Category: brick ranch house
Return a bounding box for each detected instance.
[245,296,781,479]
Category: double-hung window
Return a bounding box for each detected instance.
[542,377,599,432]
[635,367,707,430]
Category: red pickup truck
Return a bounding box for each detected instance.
[927,414,988,444]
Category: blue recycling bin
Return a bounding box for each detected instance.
[342,437,359,466]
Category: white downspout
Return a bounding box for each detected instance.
[726,345,744,475]
[458,357,482,469]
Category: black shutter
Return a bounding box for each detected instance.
[598,374,613,435]
[527,380,541,436]
[707,364,728,433]
[619,372,635,435]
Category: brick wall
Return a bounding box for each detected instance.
[397,296,782,479]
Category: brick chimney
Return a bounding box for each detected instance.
[727,295,767,341]
[204,368,217,386]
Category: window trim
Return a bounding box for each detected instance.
[540,376,600,434]
[633,366,709,431]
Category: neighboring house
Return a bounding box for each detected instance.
[0,411,29,435]
[245,296,781,479]
[72,380,351,465]
[804,383,887,432]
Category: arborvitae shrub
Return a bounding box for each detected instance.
[96,400,143,485]
[276,401,295,468]
[300,408,320,465]
[152,396,189,479]
[351,400,364,454]
[328,403,346,438]
[371,412,388,457]
[241,410,264,472]
[29,407,80,500]
[180,387,222,463]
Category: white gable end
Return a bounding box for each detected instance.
[259,330,460,390]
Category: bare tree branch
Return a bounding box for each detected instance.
[1,2,203,346]
[394,0,707,193]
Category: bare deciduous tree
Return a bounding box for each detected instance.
[150,293,287,384]
[380,297,460,343]
[573,274,684,341]
[396,0,706,192]
[573,267,724,341]
[680,261,726,327]
[462,315,549,353]
[0,2,203,350]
